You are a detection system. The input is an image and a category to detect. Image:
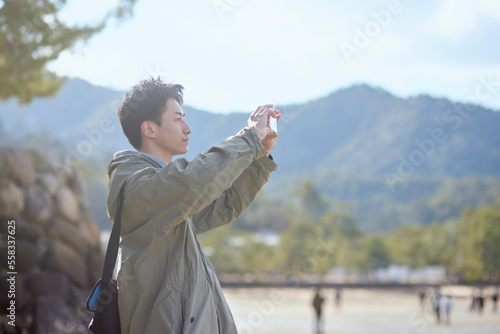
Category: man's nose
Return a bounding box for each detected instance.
[184,122,192,135]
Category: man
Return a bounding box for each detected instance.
[312,287,325,333]
[107,77,280,333]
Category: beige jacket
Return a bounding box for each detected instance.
[107,127,278,333]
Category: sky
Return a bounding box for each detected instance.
[49,0,500,113]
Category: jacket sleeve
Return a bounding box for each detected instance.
[192,155,278,235]
[117,127,268,234]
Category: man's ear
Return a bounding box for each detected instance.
[141,121,157,139]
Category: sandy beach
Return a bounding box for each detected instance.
[223,287,500,334]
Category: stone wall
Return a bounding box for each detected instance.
[0,147,105,333]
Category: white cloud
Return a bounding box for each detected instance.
[423,0,500,40]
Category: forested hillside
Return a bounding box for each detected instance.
[1,78,499,231]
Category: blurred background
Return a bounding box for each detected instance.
[0,0,499,333]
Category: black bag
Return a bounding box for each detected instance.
[86,278,120,333]
[86,180,128,334]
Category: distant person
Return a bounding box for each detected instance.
[334,287,342,310]
[312,287,326,333]
[109,78,280,333]
[443,295,453,325]
[471,287,480,312]
[478,289,485,314]
[417,287,426,312]
[433,290,442,324]
[491,288,498,313]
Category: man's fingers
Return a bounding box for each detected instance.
[249,105,277,138]
[252,105,273,118]
[267,108,280,120]
[254,104,273,113]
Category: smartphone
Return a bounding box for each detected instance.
[269,117,278,133]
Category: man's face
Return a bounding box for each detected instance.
[154,98,191,161]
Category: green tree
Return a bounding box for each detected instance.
[316,211,362,269]
[385,224,427,268]
[456,205,500,282]
[277,210,361,276]
[421,222,457,268]
[277,215,324,275]
[0,0,137,104]
[198,225,243,274]
[295,180,329,219]
[238,239,277,276]
[319,211,360,240]
[361,234,391,270]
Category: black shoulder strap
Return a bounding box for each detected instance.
[101,179,128,284]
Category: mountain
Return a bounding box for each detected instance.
[1,78,499,231]
[0,79,124,139]
[2,78,499,179]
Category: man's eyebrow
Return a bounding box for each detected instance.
[174,111,186,117]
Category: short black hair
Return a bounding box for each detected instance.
[118,77,184,149]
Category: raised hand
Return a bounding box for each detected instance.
[247,104,274,140]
